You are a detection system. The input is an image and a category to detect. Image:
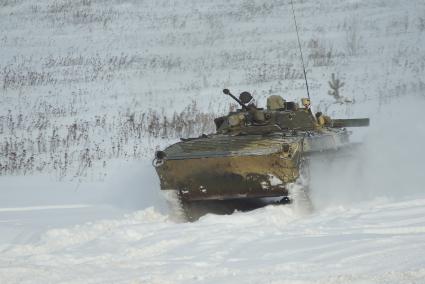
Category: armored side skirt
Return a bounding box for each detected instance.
[155,152,301,201]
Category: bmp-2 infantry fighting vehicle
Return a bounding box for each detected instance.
[153,89,369,220]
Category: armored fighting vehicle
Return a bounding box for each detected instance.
[153,89,369,220]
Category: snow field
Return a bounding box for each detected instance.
[1,0,424,180]
[1,0,425,282]
[2,198,425,283]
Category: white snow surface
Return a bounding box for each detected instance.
[1,0,425,282]
[2,188,425,283]
[1,102,425,283]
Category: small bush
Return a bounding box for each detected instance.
[308,39,334,66]
[345,17,362,56]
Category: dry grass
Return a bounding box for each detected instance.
[0,100,216,180]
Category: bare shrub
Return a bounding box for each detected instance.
[1,66,56,90]
[418,17,425,32]
[308,39,334,66]
[46,0,116,26]
[245,63,304,84]
[345,17,362,56]
[0,101,217,180]
[71,8,116,26]
[0,52,141,90]
[0,0,21,7]
[43,53,137,81]
[328,73,345,100]
[238,0,274,20]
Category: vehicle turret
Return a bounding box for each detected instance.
[215,89,369,135]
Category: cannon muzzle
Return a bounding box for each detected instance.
[222,89,248,110]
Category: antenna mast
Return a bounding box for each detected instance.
[290,0,310,99]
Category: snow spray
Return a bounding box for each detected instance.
[309,95,425,209]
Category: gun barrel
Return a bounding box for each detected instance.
[332,118,370,128]
[223,89,248,110]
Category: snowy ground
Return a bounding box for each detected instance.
[1,100,425,283]
[1,0,425,283]
[2,186,425,283]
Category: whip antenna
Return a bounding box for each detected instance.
[290,0,310,99]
